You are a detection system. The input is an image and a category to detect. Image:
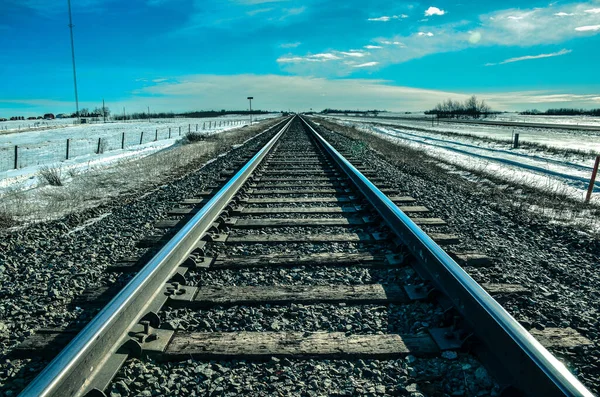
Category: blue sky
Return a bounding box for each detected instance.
[1,0,600,116]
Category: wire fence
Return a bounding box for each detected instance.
[0,120,244,173]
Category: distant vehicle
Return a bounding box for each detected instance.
[43,113,55,120]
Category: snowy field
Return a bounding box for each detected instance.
[0,113,280,192]
[321,117,600,203]
[324,115,600,153]
[348,111,600,127]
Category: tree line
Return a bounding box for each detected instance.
[320,109,385,116]
[112,109,271,121]
[426,96,495,119]
[520,108,600,116]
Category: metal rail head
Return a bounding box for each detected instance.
[299,116,593,397]
[20,116,295,397]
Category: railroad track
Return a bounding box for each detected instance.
[16,115,593,396]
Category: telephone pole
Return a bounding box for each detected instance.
[67,0,80,122]
[247,96,254,125]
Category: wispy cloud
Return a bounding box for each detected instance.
[128,74,600,112]
[575,25,600,31]
[584,8,600,13]
[367,14,408,22]
[278,52,340,63]
[486,48,572,66]
[4,75,600,115]
[364,45,383,49]
[280,42,301,48]
[279,1,600,76]
[246,7,274,16]
[340,51,368,57]
[424,6,445,16]
[353,62,379,68]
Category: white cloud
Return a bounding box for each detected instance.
[280,42,301,48]
[4,75,600,116]
[575,25,600,31]
[364,45,383,49]
[277,52,340,63]
[367,14,408,22]
[486,48,572,66]
[379,40,406,46]
[340,51,368,57]
[278,2,600,76]
[368,16,391,22]
[126,74,600,112]
[424,6,446,16]
[352,62,379,68]
[584,8,600,13]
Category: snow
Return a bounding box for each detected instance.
[328,118,600,203]
[0,113,280,193]
[325,114,600,153]
[336,111,600,127]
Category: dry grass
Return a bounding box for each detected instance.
[0,118,283,228]
[38,165,64,186]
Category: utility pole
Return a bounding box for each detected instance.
[247,96,254,125]
[67,0,80,123]
[102,98,106,123]
[148,106,151,122]
[123,107,126,122]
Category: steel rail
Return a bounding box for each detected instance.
[20,116,294,397]
[300,116,593,396]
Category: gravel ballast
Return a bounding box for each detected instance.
[0,119,283,395]
[314,117,600,394]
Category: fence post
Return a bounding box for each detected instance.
[140,131,144,145]
[97,137,102,154]
[169,128,171,139]
[585,155,600,203]
[66,139,70,160]
[203,122,206,130]
[179,126,181,136]
[14,145,18,169]
[155,129,158,141]
[513,133,520,149]
[121,132,125,149]
[196,124,198,132]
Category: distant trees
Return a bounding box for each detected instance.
[320,109,385,116]
[94,106,110,118]
[520,108,600,116]
[426,95,493,119]
[112,109,270,121]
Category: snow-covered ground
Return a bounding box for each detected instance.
[323,118,600,203]
[324,115,600,153]
[0,114,280,192]
[0,114,279,171]
[343,112,600,127]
